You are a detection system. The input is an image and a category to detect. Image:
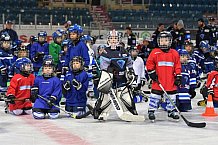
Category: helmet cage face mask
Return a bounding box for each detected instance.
[157,36,172,50]
[42,64,55,78]
[70,56,84,73]
[107,30,121,49]
[21,63,33,74]
[157,31,172,50]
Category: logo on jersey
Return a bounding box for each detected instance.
[117,60,125,69]
[200,34,205,39]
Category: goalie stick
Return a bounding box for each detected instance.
[158,82,206,128]
[38,95,93,119]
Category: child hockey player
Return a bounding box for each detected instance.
[0,33,14,95]
[30,31,49,76]
[146,31,182,121]
[6,57,35,115]
[63,56,89,117]
[31,58,62,119]
[205,58,218,107]
[57,39,69,79]
[64,24,90,68]
[177,49,197,111]
[129,47,146,103]
[49,30,63,67]
[93,29,143,121]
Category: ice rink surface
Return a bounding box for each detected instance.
[1,88,218,145]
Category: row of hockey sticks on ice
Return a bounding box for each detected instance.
[38,95,93,119]
[98,70,145,122]
[158,81,206,128]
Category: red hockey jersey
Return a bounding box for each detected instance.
[7,74,35,111]
[146,48,181,91]
[206,71,218,101]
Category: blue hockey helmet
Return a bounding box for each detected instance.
[68,24,83,35]
[43,55,54,66]
[15,57,33,74]
[199,40,210,53]
[81,35,93,42]
[0,32,11,41]
[57,28,65,35]
[0,32,11,49]
[29,35,38,42]
[61,39,69,46]
[178,49,189,64]
[52,31,63,39]
[38,31,47,37]
[12,39,22,50]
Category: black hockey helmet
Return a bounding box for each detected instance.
[157,31,172,51]
[70,56,84,73]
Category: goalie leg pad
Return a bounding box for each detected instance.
[119,86,138,115]
[93,94,112,120]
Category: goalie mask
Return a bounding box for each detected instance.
[157,31,172,51]
[107,29,122,49]
[15,57,33,75]
[70,56,84,73]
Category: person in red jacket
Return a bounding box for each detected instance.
[6,57,35,115]
[146,31,182,121]
[206,58,218,107]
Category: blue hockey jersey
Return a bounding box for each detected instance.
[64,70,89,107]
[30,42,49,68]
[64,40,90,67]
[33,76,62,110]
[177,64,197,103]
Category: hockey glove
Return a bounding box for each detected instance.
[148,70,158,82]
[47,96,56,108]
[189,88,196,99]
[174,75,182,86]
[63,81,71,91]
[208,89,214,95]
[0,67,7,75]
[30,87,39,103]
[7,95,16,104]
[72,79,82,90]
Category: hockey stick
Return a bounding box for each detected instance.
[38,95,93,119]
[158,82,206,128]
[109,88,145,122]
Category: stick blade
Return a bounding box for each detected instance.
[181,115,206,128]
